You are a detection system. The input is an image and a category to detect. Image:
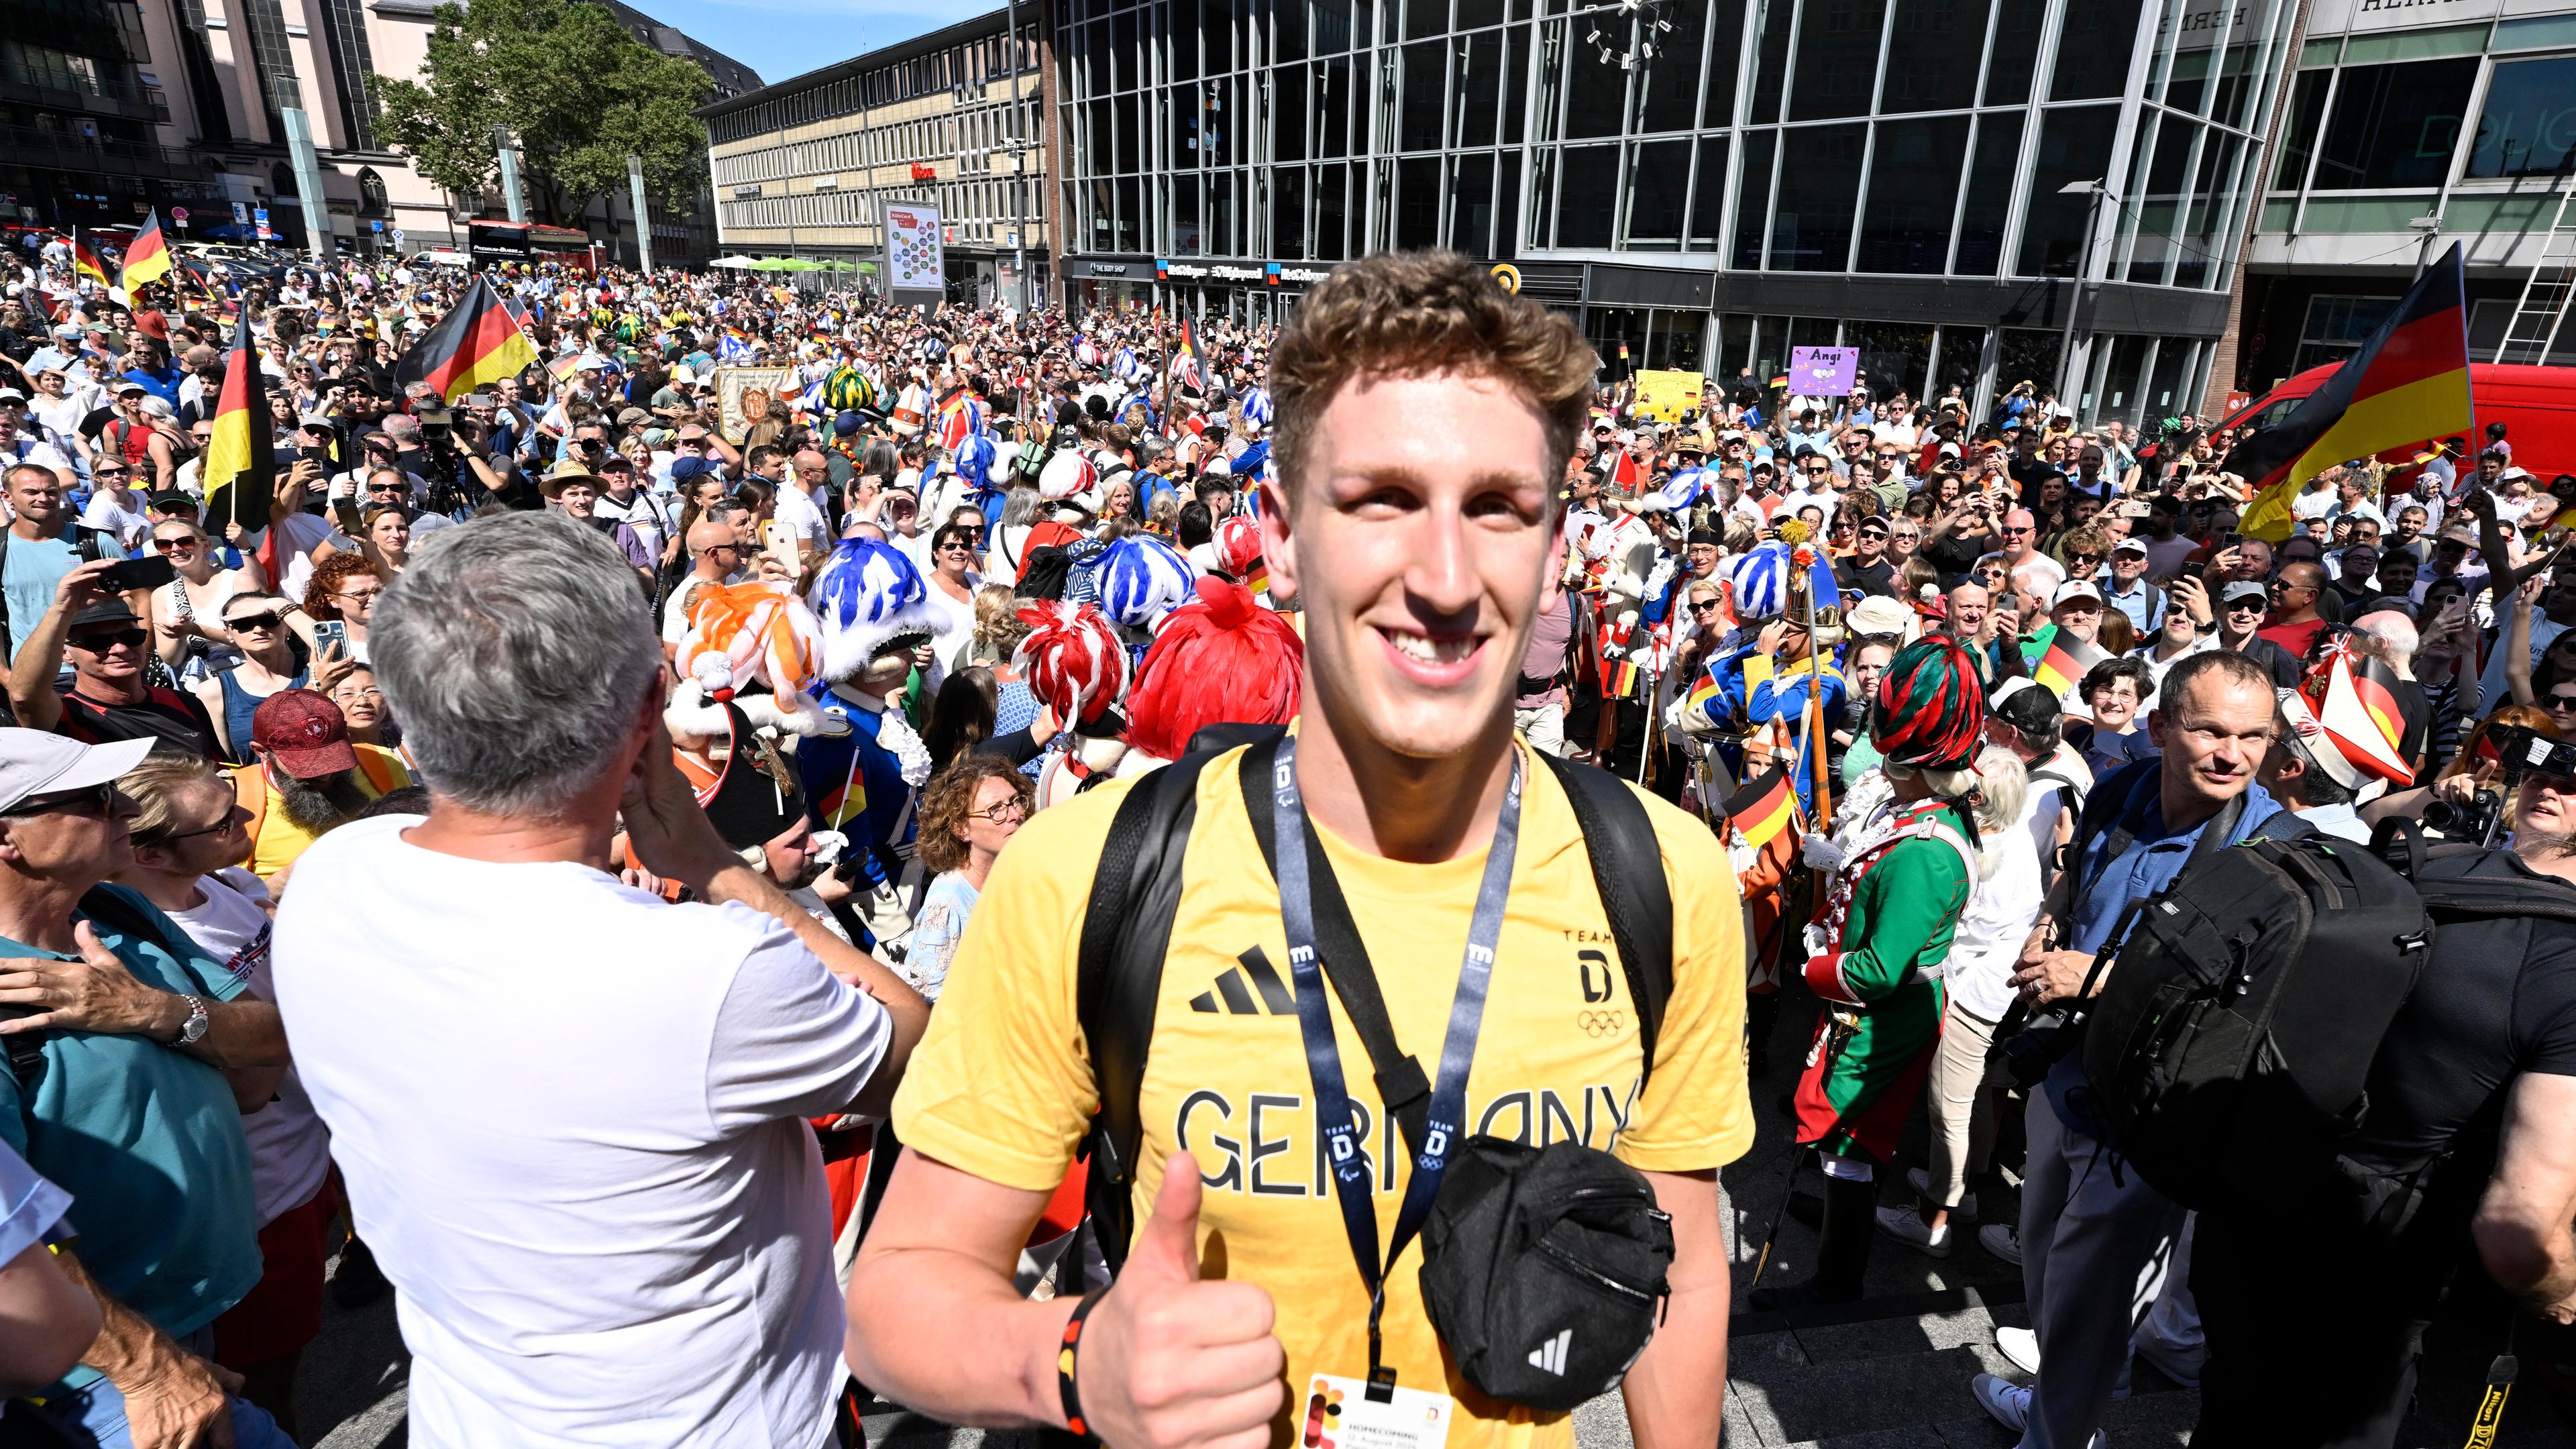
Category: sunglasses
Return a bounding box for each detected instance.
[2226,600,2266,612]
[225,611,284,633]
[70,628,146,653]
[2069,552,2102,564]
[152,535,199,551]
[2000,525,2034,536]
[150,808,248,845]
[2548,694,2576,713]
[3,781,120,818]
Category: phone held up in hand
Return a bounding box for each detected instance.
[313,619,348,653]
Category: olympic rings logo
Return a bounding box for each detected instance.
[1577,1010,1625,1037]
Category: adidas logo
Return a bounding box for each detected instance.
[1528,1329,1571,1376]
[1189,947,1295,1015]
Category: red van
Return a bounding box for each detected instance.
[2215,362,2576,488]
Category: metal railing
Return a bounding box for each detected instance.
[0,60,168,118]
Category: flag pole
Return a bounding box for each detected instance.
[1801,578,1834,830]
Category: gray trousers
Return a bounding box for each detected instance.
[2019,1093,2185,1449]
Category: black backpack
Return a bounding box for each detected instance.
[1073,729,1675,1275]
[2079,822,2576,1237]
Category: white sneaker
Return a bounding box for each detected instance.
[1997,1326,2041,1375]
[1906,1168,1978,1222]
[1875,1201,1953,1257]
[1979,1222,2024,1265]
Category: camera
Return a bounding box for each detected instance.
[2420,789,2505,846]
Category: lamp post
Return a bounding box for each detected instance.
[2055,177,2107,413]
[2410,213,2444,279]
[1005,0,1028,311]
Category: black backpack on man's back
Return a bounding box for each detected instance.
[2080,824,2576,1240]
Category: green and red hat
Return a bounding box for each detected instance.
[1872,637,1988,772]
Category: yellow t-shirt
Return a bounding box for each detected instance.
[891,740,1753,1449]
[239,743,413,881]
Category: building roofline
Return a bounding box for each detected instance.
[695,5,1011,119]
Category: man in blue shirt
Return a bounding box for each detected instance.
[0,729,294,1447]
[1971,650,2306,1449]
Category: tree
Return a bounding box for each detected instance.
[372,0,712,227]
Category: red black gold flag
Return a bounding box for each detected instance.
[2229,244,2473,543]
[394,274,540,402]
[199,323,276,541]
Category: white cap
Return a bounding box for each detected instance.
[0,729,150,814]
[2111,536,2149,556]
[2052,580,2104,607]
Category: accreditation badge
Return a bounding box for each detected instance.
[1302,1375,1455,1449]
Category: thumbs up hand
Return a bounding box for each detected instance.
[1073,1152,1285,1449]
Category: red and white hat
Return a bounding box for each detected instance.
[1013,599,1130,728]
[1213,514,1264,582]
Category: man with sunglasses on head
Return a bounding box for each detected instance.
[0,728,294,1448]
[7,559,221,759]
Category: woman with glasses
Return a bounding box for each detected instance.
[302,555,384,666]
[902,755,1035,1002]
[329,665,407,762]
[919,519,983,681]
[148,521,268,685]
[190,591,342,765]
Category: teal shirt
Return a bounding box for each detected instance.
[0,885,260,1356]
[1,524,79,660]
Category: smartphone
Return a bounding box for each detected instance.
[2121,499,2152,519]
[99,555,176,593]
[313,618,348,653]
[762,518,802,573]
[2220,531,2243,549]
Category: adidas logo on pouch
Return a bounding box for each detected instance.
[1528,1329,1572,1375]
[1189,947,1296,1015]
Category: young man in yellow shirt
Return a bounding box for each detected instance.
[845,252,1754,1449]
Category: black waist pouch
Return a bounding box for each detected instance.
[1417,1136,1673,1411]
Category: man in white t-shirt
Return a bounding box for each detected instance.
[275,513,929,1449]
[774,449,835,560]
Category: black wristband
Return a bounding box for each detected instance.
[1057,1287,1110,1444]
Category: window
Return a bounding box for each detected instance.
[2296,294,2396,373]
[1857,115,1968,272]
[1786,0,1886,121]
[1635,0,1707,131]
[1397,156,1439,245]
[2049,0,2142,99]
[1403,40,1445,148]
[1562,37,1629,136]
[1732,128,1775,267]
[1879,0,1988,112]
[1771,123,1866,269]
[1688,135,1727,247]
[1448,150,1495,252]
[2272,68,2328,187]
[358,167,388,217]
[1953,111,2022,274]
[1556,141,1617,246]
[2311,58,2475,191]
[1748,0,1793,122]
[1623,137,1689,248]
[1982,0,2045,105]
[2465,56,2576,180]
[2015,105,2118,276]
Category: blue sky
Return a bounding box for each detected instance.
[649,0,1000,88]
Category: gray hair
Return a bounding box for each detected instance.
[372,511,659,818]
[1970,743,2029,877]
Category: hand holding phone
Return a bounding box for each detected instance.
[99,555,176,594]
[762,519,803,580]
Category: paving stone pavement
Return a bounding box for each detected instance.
[294,985,2576,1448]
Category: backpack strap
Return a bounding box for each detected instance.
[5,886,203,1095]
[1074,747,1227,1275]
[1537,753,1676,1084]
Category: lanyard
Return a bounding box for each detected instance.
[1269,733,1523,1399]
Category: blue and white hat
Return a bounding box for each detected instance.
[1112,347,1151,386]
[1093,535,1197,634]
[1635,467,1713,515]
[1727,541,1843,631]
[1240,385,1274,428]
[952,430,998,486]
[808,537,941,683]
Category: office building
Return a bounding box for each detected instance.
[0,0,203,233]
[2231,0,2576,401]
[702,7,1050,305]
[1050,0,2304,421]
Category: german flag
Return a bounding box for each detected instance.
[1171,316,1207,394]
[394,274,539,402]
[119,210,172,290]
[70,230,111,286]
[2024,624,2106,697]
[199,323,276,542]
[2230,244,2473,544]
[1685,667,1722,720]
[1723,763,1798,852]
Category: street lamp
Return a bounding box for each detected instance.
[2409,214,2444,279]
[2055,177,2107,413]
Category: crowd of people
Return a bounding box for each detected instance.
[0,230,2569,1449]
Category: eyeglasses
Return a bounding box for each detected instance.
[2546,694,2576,714]
[148,808,248,845]
[1689,599,1722,613]
[69,628,146,653]
[335,587,384,604]
[2000,525,2034,536]
[3,781,119,817]
[969,799,1029,824]
[93,469,127,481]
[2225,601,2267,613]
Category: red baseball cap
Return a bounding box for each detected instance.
[252,689,360,779]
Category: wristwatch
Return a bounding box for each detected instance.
[168,994,209,1048]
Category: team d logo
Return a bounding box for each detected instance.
[1578,949,1615,1004]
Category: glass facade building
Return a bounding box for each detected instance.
[1052,0,2298,419]
[2233,0,2576,399]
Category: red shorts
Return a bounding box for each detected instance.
[213,1177,338,1368]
